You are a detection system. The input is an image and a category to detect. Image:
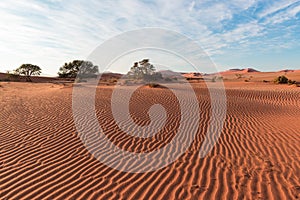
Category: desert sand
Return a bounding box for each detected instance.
[0,72,300,199]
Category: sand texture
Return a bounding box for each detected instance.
[0,80,300,199]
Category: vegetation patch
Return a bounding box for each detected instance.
[288,79,297,85]
[274,75,288,84]
[123,59,167,88]
[211,76,217,82]
[235,74,243,79]
[11,64,41,82]
[146,83,161,88]
[274,75,297,85]
[58,60,99,80]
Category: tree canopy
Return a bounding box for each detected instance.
[58,60,99,78]
[126,59,161,81]
[14,64,42,81]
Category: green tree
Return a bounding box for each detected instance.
[14,64,42,82]
[127,59,161,81]
[58,60,99,78]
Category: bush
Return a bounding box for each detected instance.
[123,79,131,85]
[274,75,288,84]
[235,74,242,79]
[108,78,118,84]
[164,77,172,82]
[147,83,160,88]
[288,79,297,85]
[0,78,11,82]
[75,78,87,83]
[5,71,20,82]
[211,76,217,82]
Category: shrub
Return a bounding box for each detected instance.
[147,83,160,88]
[6,71,20,81]
[288,79,297,85]
[274,75,288,84]
[75,78,87,83]
[108,78,118,84]
[211,76,217,82]
[0,78,11,82]
[123,79,132,85]
[235,74,242,79]
[164,77,172,82]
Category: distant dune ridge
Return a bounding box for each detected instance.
[1,68,299,83]
[278,69,295,73]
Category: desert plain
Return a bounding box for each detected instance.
[0,69,300,199]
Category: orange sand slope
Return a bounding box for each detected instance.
[215,69,300,83]
[0,81,300,199]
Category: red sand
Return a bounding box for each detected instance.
[0,72,300,199]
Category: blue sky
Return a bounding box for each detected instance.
[0,0,299,75]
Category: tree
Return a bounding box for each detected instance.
[14,64,42,82]
[58,60,99,78]
[126,59,161,81]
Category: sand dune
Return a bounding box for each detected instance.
[217,69,300,83]
[0,81,299,199]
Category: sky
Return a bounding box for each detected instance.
[0,0,299,76]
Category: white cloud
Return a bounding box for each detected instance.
[264,4,300,24]
[222,22,264,42]
[258,0,299,18]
